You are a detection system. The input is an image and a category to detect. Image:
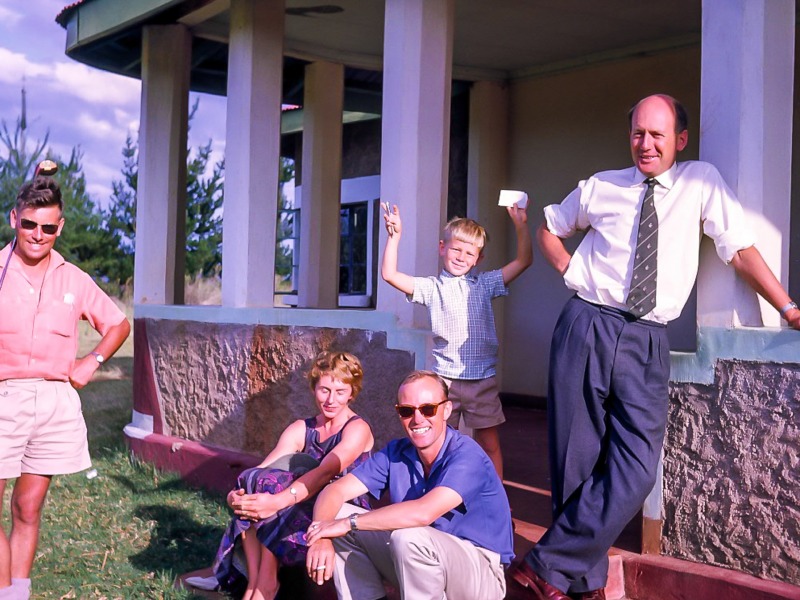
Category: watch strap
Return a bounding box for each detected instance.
[779,301,798,318]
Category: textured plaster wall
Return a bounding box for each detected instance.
[144,319,413,456]
[664,359,800,584]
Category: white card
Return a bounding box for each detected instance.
[498,189,528,209]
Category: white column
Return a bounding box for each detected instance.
[298,61,344,308]
[468,81,510,272]
[222,0,284,307]
[134,25,190,305]
[697,0,795,327]
[467,81,510,375]
[376,0,454,327]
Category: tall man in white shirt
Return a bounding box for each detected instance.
[510,94,800,600]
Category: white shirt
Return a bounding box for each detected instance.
[544,161,755,324]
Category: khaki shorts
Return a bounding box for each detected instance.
[441,376,505,430]
[0,379,91,479]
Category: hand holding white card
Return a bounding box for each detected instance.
[498,190,528,209]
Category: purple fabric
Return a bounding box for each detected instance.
[213,415,371,590]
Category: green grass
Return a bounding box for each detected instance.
[15,354,231,598]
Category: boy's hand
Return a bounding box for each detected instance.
[506,203,528,226]
[383,202,402,237]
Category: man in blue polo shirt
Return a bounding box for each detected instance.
[305,370,513,600]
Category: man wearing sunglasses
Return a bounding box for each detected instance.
[305,370,513,600]
[0,173,130,600]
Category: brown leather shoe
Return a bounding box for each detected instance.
[509,560,570,600]
[576,590,606,600]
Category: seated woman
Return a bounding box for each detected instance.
[212,351,374,600]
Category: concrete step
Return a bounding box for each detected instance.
[508,517,800,600]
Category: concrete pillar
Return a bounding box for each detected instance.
[467,80,510,373]
[697,0,795,327]
[222,0,284,307]
[134,25,190,305]
[376,0,454,327]
[298,61,344,308]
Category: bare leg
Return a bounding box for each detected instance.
[241,528,261,600]
[10,474,51,578]
[0,480,10,589]
[250,548,279,600]
[474,426,503,480]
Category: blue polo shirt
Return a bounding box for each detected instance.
[351,427,515,564]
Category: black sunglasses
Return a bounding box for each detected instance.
[20,218,59,235]
[395,399,448,419]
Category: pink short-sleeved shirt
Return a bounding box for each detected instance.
[0,244,126,381]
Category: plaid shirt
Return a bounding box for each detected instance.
[411,269,508,379]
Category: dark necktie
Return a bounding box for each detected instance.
[626,178,658,317]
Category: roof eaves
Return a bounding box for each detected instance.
[55,0,90,27]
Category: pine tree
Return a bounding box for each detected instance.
[0,116,48,245]
[105,99,226,282]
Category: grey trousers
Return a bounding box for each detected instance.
[332,504,506,600]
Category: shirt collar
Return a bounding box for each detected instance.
[440,269,477,283]
[440,269,461,280]
[631,162,678,190]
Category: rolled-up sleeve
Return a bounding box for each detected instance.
[700,167,757,263]
[543,185,587,239]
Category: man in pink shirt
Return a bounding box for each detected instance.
[0,172,130,600]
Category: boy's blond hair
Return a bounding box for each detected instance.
[442,217,487,252]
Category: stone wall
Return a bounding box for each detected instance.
[143,318,414,456]
[664,359,800,584]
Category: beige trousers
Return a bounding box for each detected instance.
[332,504,506,600]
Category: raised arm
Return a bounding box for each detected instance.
[381,204,415,295]
[501,204,533,285]
[537,222,572,275]
[730,246,800,330]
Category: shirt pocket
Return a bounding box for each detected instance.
[38,301,76,338]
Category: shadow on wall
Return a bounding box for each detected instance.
[133,319,413,492]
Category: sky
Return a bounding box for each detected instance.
[0,0,228,205]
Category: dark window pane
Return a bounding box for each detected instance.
[340,266,350,292]
[352,265,366,293]
[353,206,368,233]
[353,235,367,263]
[340,237,351,263]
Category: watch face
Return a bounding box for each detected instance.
[92,352,105,363]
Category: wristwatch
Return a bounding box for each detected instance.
[289,487,298,503]
[780,301,798,319]
[349,513,359,531]
[90,351,105,364]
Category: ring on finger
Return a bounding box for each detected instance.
[315,566,326,571]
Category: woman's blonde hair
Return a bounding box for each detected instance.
[307,351,364,400]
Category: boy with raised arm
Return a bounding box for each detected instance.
[381,203,532,478]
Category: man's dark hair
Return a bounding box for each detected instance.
[397,370,449,402]
[628,94,688,133]
[16,176,63,213]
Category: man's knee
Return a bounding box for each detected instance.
[388,528,438,566]
[10,492,46,526]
